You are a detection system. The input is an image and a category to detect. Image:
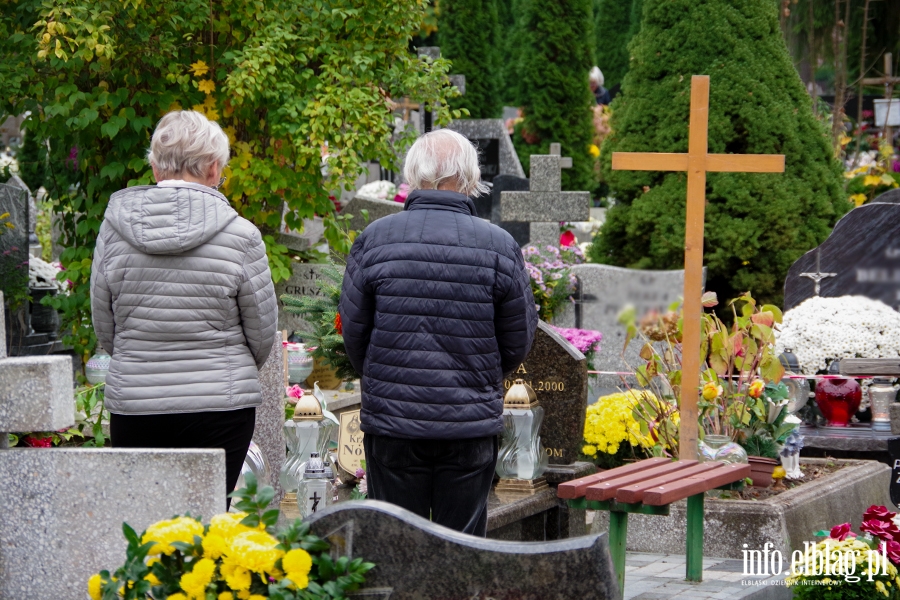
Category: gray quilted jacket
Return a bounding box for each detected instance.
[90,182,278,415]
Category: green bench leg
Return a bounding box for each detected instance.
[686,492,704,582]
[608,510,628,599]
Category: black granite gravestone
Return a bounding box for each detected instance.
[0,183,30,304]
[784,203,900,311]
[889,437,900,507]
[472,137,500,182]
[491,175,530,246]
[502,321,588,465]
[874,188,900,204]
[307,500,618,600]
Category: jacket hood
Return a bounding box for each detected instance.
[105,182,238,255]
[403,189,477,216]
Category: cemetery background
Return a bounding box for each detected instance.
[1,0,900,598]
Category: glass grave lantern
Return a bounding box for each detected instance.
[297,452,333,518]
[85,351,111,385]
[869,378,896,432]
[778,349,810,414]
[279,391,337,503]
[495,379,549,495]
[285,342,314,384]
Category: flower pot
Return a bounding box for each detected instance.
[748,456,781,487]
[815,377,862,427]
[29,287,58,336]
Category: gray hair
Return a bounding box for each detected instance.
[589,66,604,87]
[403,129,489,197]
[147,110,230,179]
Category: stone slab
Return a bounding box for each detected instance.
[555,264,696,400]
[503,321,588,465]
[0,182,30,302]
[501,190,591,222]
[446,119,526,181]
[342,195,403,233]
[490,174,531,246]
[589,459,889,559]
[0,448,225,598]
[0,355,73,432]
[254,334,286,504]
[798,424,893,453]
[874,189,900,203]
[275,263,344,337]
[784,203,900,311]
[306,499,619,599]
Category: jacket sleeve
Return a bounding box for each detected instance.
[338,236,374,377]
[90,226,116,355]
[494,245,538,376]
[237,229,278,369]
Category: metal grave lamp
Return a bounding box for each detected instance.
[779,349,810,414]
[280,390,337,503]
[495,379,549,495]
[297,451,333,517]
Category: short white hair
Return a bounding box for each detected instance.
[589,66,604,87]
[403,129,489,196]
[147,110,230,179]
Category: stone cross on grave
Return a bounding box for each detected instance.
[610,75,785,461]
[500,143,590,246]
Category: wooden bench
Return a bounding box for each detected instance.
[558,457,750,597]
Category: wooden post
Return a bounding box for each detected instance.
[611,75,785,461]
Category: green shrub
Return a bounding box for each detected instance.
[589,0,848,306]
[512,0,596,191]
[593,0,632,91]
[17,128,45,193]
[439,0,501,118]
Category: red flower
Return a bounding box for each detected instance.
[864,505,896,523]
[882,540,900,566]
[334,313,343,335]
[829,523,856,541]
[23,435,52,448]
[559,230,576,247]
[860,519,900,541]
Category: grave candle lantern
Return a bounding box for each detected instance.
[815,360,862,427]
[286,342,314,384]
[297,452,333,517]
[85,351,111,385]
[495,379,549,495]
[280,392,336,503]
[869,378,896,432]
[779,349,810,414]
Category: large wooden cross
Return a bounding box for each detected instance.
[611,75,785,461]
[863,53,900,143]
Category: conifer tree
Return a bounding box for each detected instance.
[627,0,644,43]
[440,0,502,119]
[513,0,596,191]
[589,0,847,306]
[594,0,632,90]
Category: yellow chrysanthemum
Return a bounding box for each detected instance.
[218,593,235,600]
[282,548,313,588]
[198,80,216,94]
[237,590,251,599]
[208,512,257,539]
[588,144,600,158]
[584,390,666,455]
[142,516,204,556]
[851,193,868,206]
[190,60,210,77]
[203,533,228,560]
[221,563,252,591]
[226,530,284,574]
[88,574,103,600]
[865,175,884,187]
[582,444,597,457]
[167,595,188,600]
[180,558,216,599]
[145,572,160,586]
[877,580,888,596]
[249,596,267,600]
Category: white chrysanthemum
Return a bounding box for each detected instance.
[776,296,900,375]
[28,256,68,294]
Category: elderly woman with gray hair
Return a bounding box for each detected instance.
[91,110,277,498]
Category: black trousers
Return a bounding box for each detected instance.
[363,433,498,537]
[110,407,256,506]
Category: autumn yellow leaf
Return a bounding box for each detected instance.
[198,79,215,94]
[850,193,867,207]
[864,175,883,187]
[190,60,209,77]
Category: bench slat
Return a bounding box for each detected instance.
[585,460,699,501]
[614,462,721,503]
[557,457,670,499]
[642,463,750,505]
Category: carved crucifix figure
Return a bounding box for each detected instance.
[610,75,785,460]
[799,250,836,296]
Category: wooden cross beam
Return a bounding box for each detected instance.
[862,53,899,142]
[611,75,785,461]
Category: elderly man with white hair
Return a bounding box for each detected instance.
[91,110,277,502]
[339,128,538,536]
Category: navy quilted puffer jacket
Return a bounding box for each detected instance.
[338,189,538,440]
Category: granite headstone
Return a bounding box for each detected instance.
[341,195,402,233]
[491,175,531,246]
[555,264,696,400]
[784,203,900,311]
[306,500,618,600]
[446,119,526,182]
[502,321,588,465]
[275,263,345,337]
[874,189,900,204]
[253,334,286,505]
